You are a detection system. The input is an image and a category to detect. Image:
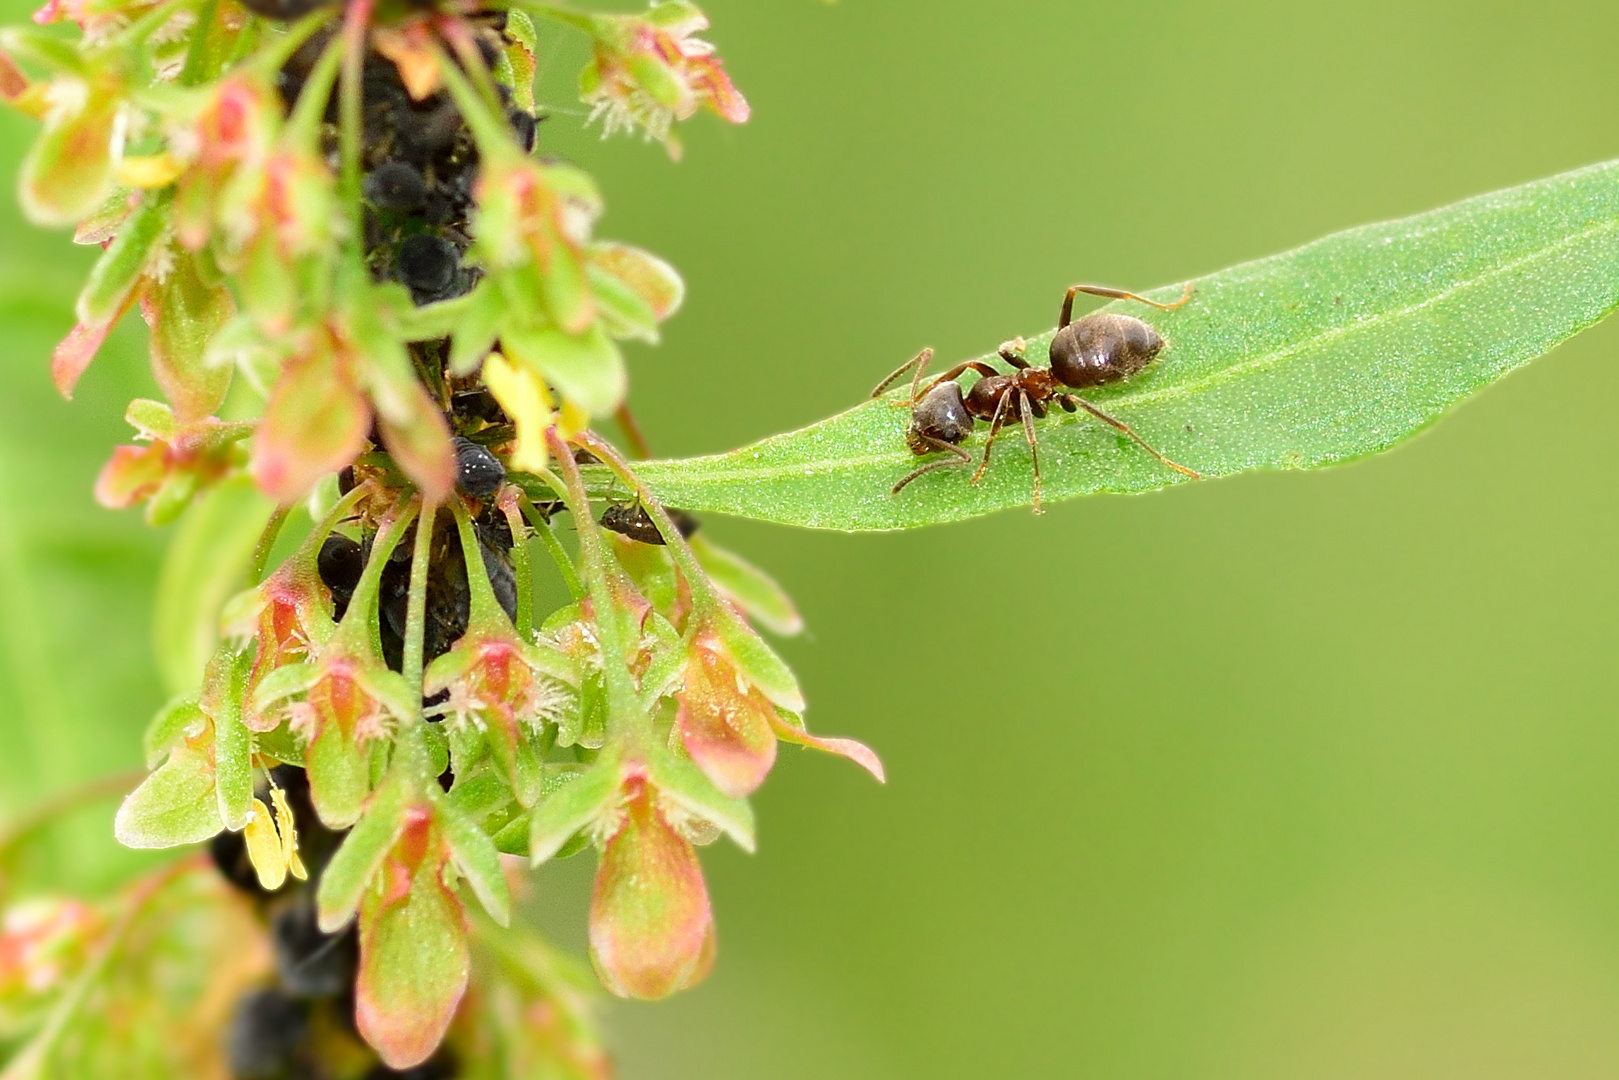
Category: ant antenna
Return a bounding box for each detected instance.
[871,348,933,401]
[1060,281,1194,328]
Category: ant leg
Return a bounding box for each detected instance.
[1069,395,1202,480]
[998,337,1030,369]
[1060,281,1195,329]
[1018,391,1043,514]
[918,360,1000,398]
[871,348,933,399]
[969,393,1013,486]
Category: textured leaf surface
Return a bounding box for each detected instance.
[631,160,1619,529]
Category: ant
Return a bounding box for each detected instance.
[871,283,1201,512]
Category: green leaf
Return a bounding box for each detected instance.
[76,195,164,329]
[691,534,803,636]
[113,741,222,849]
[648,746,756,854]
[528,758,618,866]
[141,694,204,769]
[317,774,410,932]
[435,796,512,927]
[630,158,1619,529]
[18,91,120,228]
[305,722,373,830]
[152,476,275,696]
[713,609,803,713]
[142,248,235,422]
[503,322,626,419]
[204,649,253,831]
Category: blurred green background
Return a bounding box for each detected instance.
[6,0,1619,1076]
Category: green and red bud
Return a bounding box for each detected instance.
[95,400,252,526]
[674,628,777,798]
[676,613,884,793]
[318,779,510,1069]
[254,647,417,828]
[588,770,714,999]
[578,1,748,157]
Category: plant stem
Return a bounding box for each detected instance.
[572,430,718,616]
[498,490,534,635]
[520,493,583,600]
[547,429,645,739]
[286,32,344,147]
[613,404,652,460]
[402,497,436,695]
[176,0,218,87]
[433,44,518,158]
[248,506,289,585]
[338,0,375,235]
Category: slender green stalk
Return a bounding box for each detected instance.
[245,8,330,80]
[573,430,719,617]
[337,0,375,234]
[402,497,436,695]
[286,33,344,146]
[433,45,520,157]
[498,493,535,635]
[520,492,583,600]
[248,506,289,585]
[176,0,218,87]
[547,429,645,739]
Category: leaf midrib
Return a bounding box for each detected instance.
[645,210,1619,489]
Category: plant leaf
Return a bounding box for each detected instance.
[317,775,411,932]
[629,158,1619,529]
[113,739,223,849]
[152,476,275,696]
[436,795,512,927]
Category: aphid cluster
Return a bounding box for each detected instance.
[209,19,542,1080]
[280,16,535,306]
[875,283,1201,511]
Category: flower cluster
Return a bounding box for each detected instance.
[2,0,880,1074]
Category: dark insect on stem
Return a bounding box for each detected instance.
[453,436,505,497]
[871,283,1201,513]
[599,503,700,545]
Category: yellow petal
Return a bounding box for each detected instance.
[557,398,590,440]
[483,352,552,474]
[271,787,308,882]
[117,153,184,189]
[243,797,288,891]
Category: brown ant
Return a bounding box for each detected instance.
[871,283,1201,512]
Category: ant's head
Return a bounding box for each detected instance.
[1048,312,1164,390]
[907,381,973,453]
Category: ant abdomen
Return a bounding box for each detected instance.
[1047,312,1164,389]
[907,381,974,452]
